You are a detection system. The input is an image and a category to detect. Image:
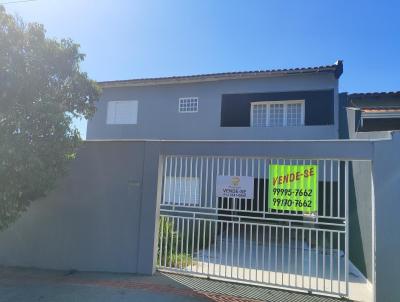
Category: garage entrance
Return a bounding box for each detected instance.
[157,155,351,297]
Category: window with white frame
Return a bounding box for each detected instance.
[251,100,304,127]
[179,97,198,113]
[163,177,200,205]
[107,100,138,124]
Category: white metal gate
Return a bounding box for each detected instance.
[157,156,349,297]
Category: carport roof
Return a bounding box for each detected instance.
[348,91,400,108]
[99,61,343,88]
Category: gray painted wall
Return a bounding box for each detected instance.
[347,107,400,301]
[348,161,373,281]
[346,107,376,284]
[87,73,339,140]
[371,132,400,302]
[0,142,158,274]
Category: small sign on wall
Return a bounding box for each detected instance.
[216,175,254,199]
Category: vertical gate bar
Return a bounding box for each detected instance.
[293,159,297,216]
[225,220,229,278]
[179,157,183,206]
[202,218,206,274]
[189,157,193,206]
[237,217,240,279]
[268,225,271,283]
[222,158,225,210]
[170,217,175,268]
[345,161,349,295]
[308,229,311,290]
[191,216,195,272]
[256,224,259,281]
[264,159,267,216]
[295,227,298,287]
[239,158,242,215]
[186,218,189,270]
[195,157,198,208]
[168,157,173,205]
[162,157,167,204]
[250,157,256,212]
[323,160,326,217]
[316,229,319,290]
[199,157,203,208]
[219,220,223,276]
[302,228,305,288]
[180,217,184,269]
[330,231,333,293]
[159,215,164,267]
[244,223,247,280]
[275,226,278,284]
[281,226,284,285]
[197,219,201,273]
[262,224,265,283]
[205,157,209,208]
[184,157,187,206]
[164,216,169,267]
[234,158,237,212]
[173,157,177,208]
[288,224,291,286]
[214,219,217,275]
[208,219,211,276]
[338,160,341,218]
[196,218,203,273]
[176,218,180,268]
[337,232,341,294]
[249,224,253,280]
[245,159,248,211]
[258,159,261,213]
[217,157,220,209]
[231,221,235,278]
[211,157,214,208]
[323,230,326,292]
[330,160,333,217]
[228,158,231,210]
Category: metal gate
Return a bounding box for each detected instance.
[157,155,349,297]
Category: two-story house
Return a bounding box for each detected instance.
[87,61,343,140]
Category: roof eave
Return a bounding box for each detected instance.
[99,62,342,88]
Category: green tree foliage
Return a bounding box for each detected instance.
[0,6,100,230]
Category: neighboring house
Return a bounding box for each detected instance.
[348,91,400,132]
[339,91,400,139]
[87,61,343,140]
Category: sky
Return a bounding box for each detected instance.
[2,0,400,138]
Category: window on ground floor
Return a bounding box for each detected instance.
[163,177,200,205]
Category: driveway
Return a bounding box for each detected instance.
[0,266,351,302]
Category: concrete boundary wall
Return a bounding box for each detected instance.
[1,136,400,302]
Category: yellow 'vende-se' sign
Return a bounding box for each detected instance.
[268,165,318,212]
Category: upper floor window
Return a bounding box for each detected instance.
[251,100,304,127]
[179,97,198,113]
[107,100,138,124]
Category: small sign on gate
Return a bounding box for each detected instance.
[216,175,254,199]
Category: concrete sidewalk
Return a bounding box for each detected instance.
[0,266,351,302]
